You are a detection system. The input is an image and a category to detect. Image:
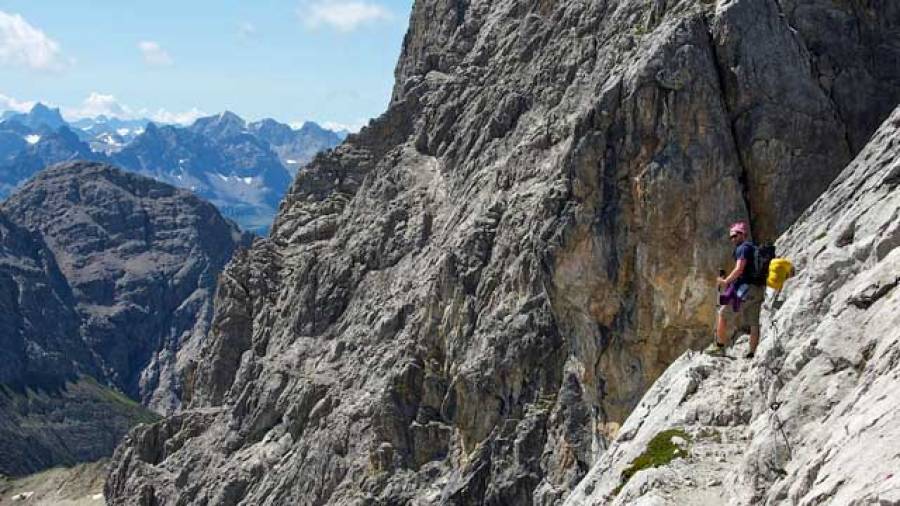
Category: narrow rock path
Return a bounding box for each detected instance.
[612,337,758,506]
[568,334,773,505]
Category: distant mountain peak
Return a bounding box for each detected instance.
[0,108,343,233]
[297,121,329,134]
[219,110,243,121]
[2,103,67,131]
[141,121,160,135]
[190,111,248,140]
[29,103,65,121]
[29,102,59,115]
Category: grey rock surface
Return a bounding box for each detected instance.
[1,161,252,413]
[0,209,83,388]
[566,105,900,505]
[105,0,900,504]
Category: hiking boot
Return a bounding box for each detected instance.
[744,351,755,359]
[704,342,727,357]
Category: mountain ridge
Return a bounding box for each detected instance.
[0,106,345,233]
[1,161,252,408]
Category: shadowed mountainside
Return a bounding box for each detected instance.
[0,161,251,475]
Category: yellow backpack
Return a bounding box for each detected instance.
[767,258,794,291]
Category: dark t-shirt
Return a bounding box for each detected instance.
[733,241,756,286]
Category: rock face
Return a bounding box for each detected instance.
[1,162,251,411]
[0,161,251,475]
[0,378,158,477]
[0,209,84,388]
[0,199,157,477]
[105,0,900,504]
[566,104,900,506]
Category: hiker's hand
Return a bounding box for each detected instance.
[717,277,727,288]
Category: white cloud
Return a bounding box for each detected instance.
[299,1,391,32]
[0,11,69,71]
[147,107,206,125]
[63,92,135,120]
[0,92,35,112]
[291,119,367,133]
[0,90,204,126]
[138,40,173,66]
[322,119,367,132]
[45,91,203,125]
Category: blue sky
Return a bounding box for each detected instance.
[0,0,413,130]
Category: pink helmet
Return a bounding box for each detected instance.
[729,221,749,236]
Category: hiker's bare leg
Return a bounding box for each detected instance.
[749,325,760,353]
[716,309,728,346]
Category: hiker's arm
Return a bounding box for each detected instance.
[721,258,747,285]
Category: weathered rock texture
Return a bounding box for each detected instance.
[106,0,899,504]
[0,161,252,474]
[0,209,82,388]
[0,161,252,412]
[566,104,900,505]
[0,202,162,477]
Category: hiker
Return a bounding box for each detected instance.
[706,221,764,358]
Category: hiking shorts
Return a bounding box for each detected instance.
[719,284,763,329]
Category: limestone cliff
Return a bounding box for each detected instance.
[105,0,900,504]
[566,104,900,506]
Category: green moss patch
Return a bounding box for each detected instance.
[78,376,160,424]
[615,428,691,495]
